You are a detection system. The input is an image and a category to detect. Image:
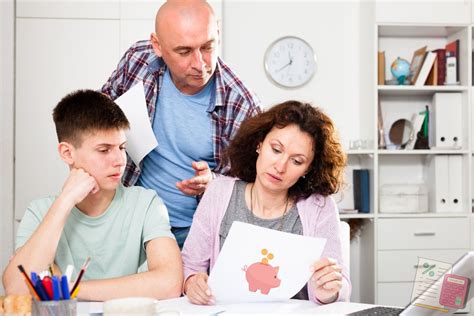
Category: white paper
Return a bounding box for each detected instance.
[114,82,158,166]
[208,221,327,303]
[411,257,452,313]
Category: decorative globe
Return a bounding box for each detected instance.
[390,57,410,85]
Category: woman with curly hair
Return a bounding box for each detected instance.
[181,100,350,305]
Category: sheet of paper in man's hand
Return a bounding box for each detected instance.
[114,82,158,165]
[208,221,327,303]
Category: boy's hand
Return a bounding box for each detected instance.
[176,161,213,196]
[60,168,99,206]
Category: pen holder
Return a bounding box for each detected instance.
[32,299,76,316]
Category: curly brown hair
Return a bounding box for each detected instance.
[223,100,346,201]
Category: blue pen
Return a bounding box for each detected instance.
[52,276,60,300]
[34,279,49,301]
[60,275,71,300]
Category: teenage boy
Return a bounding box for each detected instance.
[2,90,183,300]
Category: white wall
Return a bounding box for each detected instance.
[223,0,369,148]
[0,0,15,296]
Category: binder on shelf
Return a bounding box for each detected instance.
[353,169,370,213]
[428,155,449,213]
[428,155,464,213]
[429,93,463,149]
[448,155,463,212]
[414,51,437,86]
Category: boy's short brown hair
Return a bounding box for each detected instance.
[53,90,129,146]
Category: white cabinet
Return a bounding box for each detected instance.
[15,18,120,221]
[371,22,474,309]
[378,218,470,250]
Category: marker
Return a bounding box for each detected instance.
[65,265,74,283]
[41,276,53,300]
[60,275,71,300]
[30,272,39,284]
[17,265,40,301]
[52,276,60,300]
[34,279,50,301]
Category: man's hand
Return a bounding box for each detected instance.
[176,161,213,196]
[60,168,99,206]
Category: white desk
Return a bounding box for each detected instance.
[77,297,375,315]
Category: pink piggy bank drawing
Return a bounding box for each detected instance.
[242,262,281,295]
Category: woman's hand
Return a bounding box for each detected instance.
[310,257,342,304]
[184,272,214,305]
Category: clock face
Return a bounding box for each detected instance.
[264,36,316,88]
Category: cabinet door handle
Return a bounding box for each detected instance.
[414,232,436,236]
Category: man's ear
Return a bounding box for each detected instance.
[58,142,75,166]
[150,33,163,57]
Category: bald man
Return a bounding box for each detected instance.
[102,0,261,248]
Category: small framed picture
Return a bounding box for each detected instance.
[408,46,427,84]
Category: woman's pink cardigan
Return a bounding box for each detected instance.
[181,176,351,304]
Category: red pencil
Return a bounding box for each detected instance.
[70,257,91,297]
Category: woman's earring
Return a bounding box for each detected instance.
[256,149,260,154]
[302,175,306,179]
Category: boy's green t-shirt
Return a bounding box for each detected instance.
[15,184,174,280]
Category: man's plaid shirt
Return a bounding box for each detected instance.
[101,40,261,186]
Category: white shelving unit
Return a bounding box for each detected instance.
[339,16,474,310]
[375,24,472,312]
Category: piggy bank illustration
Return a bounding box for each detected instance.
[242,262,281,295]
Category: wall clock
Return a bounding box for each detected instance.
[264,36,316,88]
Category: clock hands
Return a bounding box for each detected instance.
[275,52,293,73]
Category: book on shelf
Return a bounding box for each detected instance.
[339,208,359,214]
[445,39,460,84]
[408,46,427,84]
[378,51,385,85]
[432,49,446,85]
[353,169,370,213]
[414,51,437,86]
[425,55,437,85]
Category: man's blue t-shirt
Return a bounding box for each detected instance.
[138,69,217,227]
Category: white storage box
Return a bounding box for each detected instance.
[379,184,428,213]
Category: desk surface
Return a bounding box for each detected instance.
[77,297,375,315]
